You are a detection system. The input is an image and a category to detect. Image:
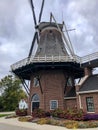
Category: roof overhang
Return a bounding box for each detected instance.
[64,97,77,100]
[12,62,84,80]
[77,90,98,94]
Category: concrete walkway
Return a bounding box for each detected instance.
[0,117,67,130]
[0,116,98,130]
[0,123,35,130]
[0,111,15,114]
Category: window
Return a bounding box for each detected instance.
[33,77,39,87]
[32,94,40,102]
[86,97,94,112]
[50,100,58,110]
[67,77,73,86]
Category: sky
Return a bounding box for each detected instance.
[0,0,98,79]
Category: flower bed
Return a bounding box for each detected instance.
[37,118,98,129]
[18,116,98,129]
[17,108,98,128]
[32,108,85,121]
[84,114,98,120]
[15,109,27,116]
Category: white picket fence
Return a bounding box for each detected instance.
[11,52,98,71]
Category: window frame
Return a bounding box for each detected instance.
[50,100,58,110]
[31,94,40,113]
[32,94,40,102]
[33,77,39,87]
[86,97,95,112]
[67,77,73,86]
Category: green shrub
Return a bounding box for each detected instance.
[78,122,88,128]
[50,108,64,118]
[37,118,50,125]
[63,120,78,129]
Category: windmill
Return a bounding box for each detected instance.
[11,0,84,111]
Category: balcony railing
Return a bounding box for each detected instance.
[81,52,98,63]
[11,52,98,71]
[11,55,81,71]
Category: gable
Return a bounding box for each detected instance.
[79,74,98,92]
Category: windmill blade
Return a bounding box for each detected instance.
[50,12,52,22]
[38,0,45,23]
[63,21,75,55]
[29,0,37,26]
[28,32,38,57]
[20,78,30,95]
[50,13,74,56]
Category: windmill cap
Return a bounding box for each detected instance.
[39,22,63,31]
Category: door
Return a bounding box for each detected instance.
[32,102,39,110]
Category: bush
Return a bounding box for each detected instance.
[32,109,45,118]
[45,111,51,117]
[15,109,27,116]
[64,108,85,121]
[64,120,78,129]
[37,118,51,125]
[78,121,98,128]
[32,108,85,121]
[50,108,64,118]
[37,118,98,128]
[18,116,33,122]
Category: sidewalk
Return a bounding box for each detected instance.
[0,116,98,130]
[0,117,67,130]
[0,111,15,114]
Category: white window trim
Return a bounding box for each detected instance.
[50,100,58,110]
[86,97,95,113]
[87,112,95,114]
[64,97,77,100]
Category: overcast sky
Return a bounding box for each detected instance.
[0,0,98,79]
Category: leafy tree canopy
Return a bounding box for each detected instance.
[0,75,27,111]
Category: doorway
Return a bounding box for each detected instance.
[31,94,40,111]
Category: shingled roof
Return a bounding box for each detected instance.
[35,22,68,57]
[65,86,76,98]
[79,74,98,92]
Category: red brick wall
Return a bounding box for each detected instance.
[28,70,66,113]
[64,99,77,109]
[77,93,98,113]
[84,67,92,76]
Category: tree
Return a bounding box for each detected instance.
[0,75,27,111]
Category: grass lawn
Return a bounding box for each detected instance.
[0,114,10,118]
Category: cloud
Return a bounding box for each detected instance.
[0,0,98,79]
